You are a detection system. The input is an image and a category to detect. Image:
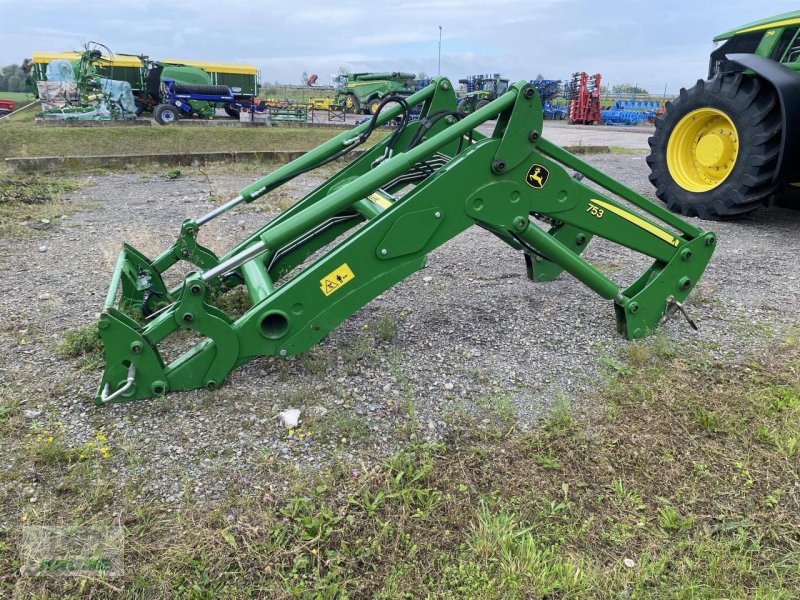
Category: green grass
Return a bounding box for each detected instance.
[0,91,36,103]
[0,122,372,160]
[3,332,799,597]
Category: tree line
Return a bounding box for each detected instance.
[0,61,33,92]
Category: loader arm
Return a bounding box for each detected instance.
[96,78,716,404]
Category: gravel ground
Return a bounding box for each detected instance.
[2,152,799,512]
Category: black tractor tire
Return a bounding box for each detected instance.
[172,83,231,96]
[224,105,240,119]
[134,98,146,117]
[476,99,491,111]
[647,73,782,219]
[154,103,181,125]
[344,94,360,114]
[368,98,381,115]
[456,98,472,115]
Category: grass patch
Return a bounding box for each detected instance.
[0,122,387,160]
[58,324,103,370]
[3,333,799,597]
[609,146,649,154]
[0,174,83,236]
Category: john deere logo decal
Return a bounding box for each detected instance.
[526,164,549,189]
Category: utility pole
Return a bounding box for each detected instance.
[438,26,442,76]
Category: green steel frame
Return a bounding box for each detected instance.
[96,78,716,404]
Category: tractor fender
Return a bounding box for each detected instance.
[727,53,800,184]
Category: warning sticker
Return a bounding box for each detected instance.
[320,263,355,297]
[367,192,392,210]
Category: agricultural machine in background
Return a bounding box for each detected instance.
[28,49,259,123]
[32,43,138,121]
[0,100,13,117]
[335,72,416,114]
[602,100,663,126]
[94,78,716,404]
[457,74,510,114]
[648,9,800,218]
[567,72,602,124]
[531,79,567,120]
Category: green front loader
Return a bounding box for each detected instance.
[95,78,716,405]
[648,10,800,218]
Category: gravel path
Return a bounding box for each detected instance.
[2,153,799,509]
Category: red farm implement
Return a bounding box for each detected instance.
[567,72,602,125]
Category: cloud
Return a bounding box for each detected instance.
[1,0,798,93]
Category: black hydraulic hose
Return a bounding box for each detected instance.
[261,94,412,191]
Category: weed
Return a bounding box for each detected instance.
[375,314,398,343]
[544,395,574,431]
[657,505,694,533]
[58,324,103,369]
[208,287,252,319]
[297,348,330,375]
[162,169,182,180]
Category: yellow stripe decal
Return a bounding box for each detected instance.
[367,192,392,210]
[737,17,800,34]
[591,199,680,247]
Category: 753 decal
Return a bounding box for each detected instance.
[586,203,604,218]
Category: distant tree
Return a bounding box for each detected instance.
[6,74,23,92]
[0,64,26,92]
[337,66,350,76]
[301,71,309,85]
[417,71,428,80]
[611,83,649,96]
[535,73,544,81]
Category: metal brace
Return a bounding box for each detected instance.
[661,296,698,331]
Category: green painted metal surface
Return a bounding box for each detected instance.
[96,78,717,404]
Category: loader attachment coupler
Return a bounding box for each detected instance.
[96,78,716,404]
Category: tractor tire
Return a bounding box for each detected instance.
[368,98,381,115]
[456,98,472,115]
[224,105,240,119]
[476,99,491,111]
[344,94,360,114]
[134,98,146,117]
[172,83,231,96]
[647,73,782,219]
[154,103,181,125]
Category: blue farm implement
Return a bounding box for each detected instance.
[531,79,567,120]
[153,78,261,125]
[602,100,663,126]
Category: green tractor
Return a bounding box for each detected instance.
[648,11,800,218]
[457,74,510,115]
[334,72,416,114]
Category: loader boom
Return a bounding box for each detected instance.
[97,78,716,404]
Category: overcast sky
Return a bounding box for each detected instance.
[0,1,797,93]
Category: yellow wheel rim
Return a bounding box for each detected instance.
[345,97,354,108]
[370,102,378,114]
[666,108,739,192]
